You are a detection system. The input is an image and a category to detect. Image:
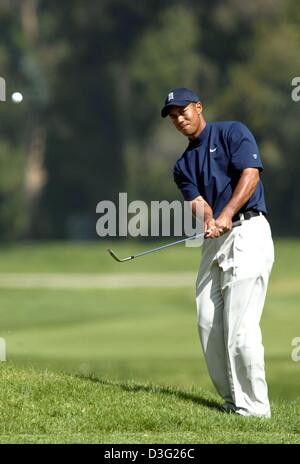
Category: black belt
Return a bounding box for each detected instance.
[232,209,265,222]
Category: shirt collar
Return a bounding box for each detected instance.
[188,122,210,148]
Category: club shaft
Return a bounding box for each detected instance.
[132,231,205,259]
[108,220,242,262]
[132,220,242,259]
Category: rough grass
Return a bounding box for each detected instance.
[0,363,299,444]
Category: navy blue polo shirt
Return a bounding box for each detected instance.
[173,121,267,217]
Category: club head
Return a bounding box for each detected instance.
[107,249,133,263]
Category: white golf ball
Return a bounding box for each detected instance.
[11,92,23,104]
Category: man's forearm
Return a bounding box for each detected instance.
[191,196,213,222]
[220,168,260,218]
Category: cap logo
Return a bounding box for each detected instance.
[168,92,174,101]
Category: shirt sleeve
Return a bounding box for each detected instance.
[228,122,263,172]
[173,161,200,201]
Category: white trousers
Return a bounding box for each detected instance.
[196,215,274,417]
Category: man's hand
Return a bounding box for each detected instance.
[204,217,220,238]
[215,211,233,236]
[191,195,233,239]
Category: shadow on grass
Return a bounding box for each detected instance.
[76,374,221,412]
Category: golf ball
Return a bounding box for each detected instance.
[11,92,23,104]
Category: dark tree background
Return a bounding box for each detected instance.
[0,0,299,239]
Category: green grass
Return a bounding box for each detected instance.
[2,286,299,400]
[0,239,299,443]
[0,237,299,275]
[0,363,299,444]
[0,240,201,273]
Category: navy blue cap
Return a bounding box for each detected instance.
[161,87,200,118]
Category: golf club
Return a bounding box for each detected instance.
[107,220,242,262]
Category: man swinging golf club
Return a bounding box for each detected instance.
[161,87,274,417]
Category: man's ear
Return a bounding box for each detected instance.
[196,102,203,114]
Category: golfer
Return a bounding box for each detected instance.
[161,88,274,417]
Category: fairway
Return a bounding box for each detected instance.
[0,239,299,443]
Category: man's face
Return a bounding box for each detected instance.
[168,102,203,138]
